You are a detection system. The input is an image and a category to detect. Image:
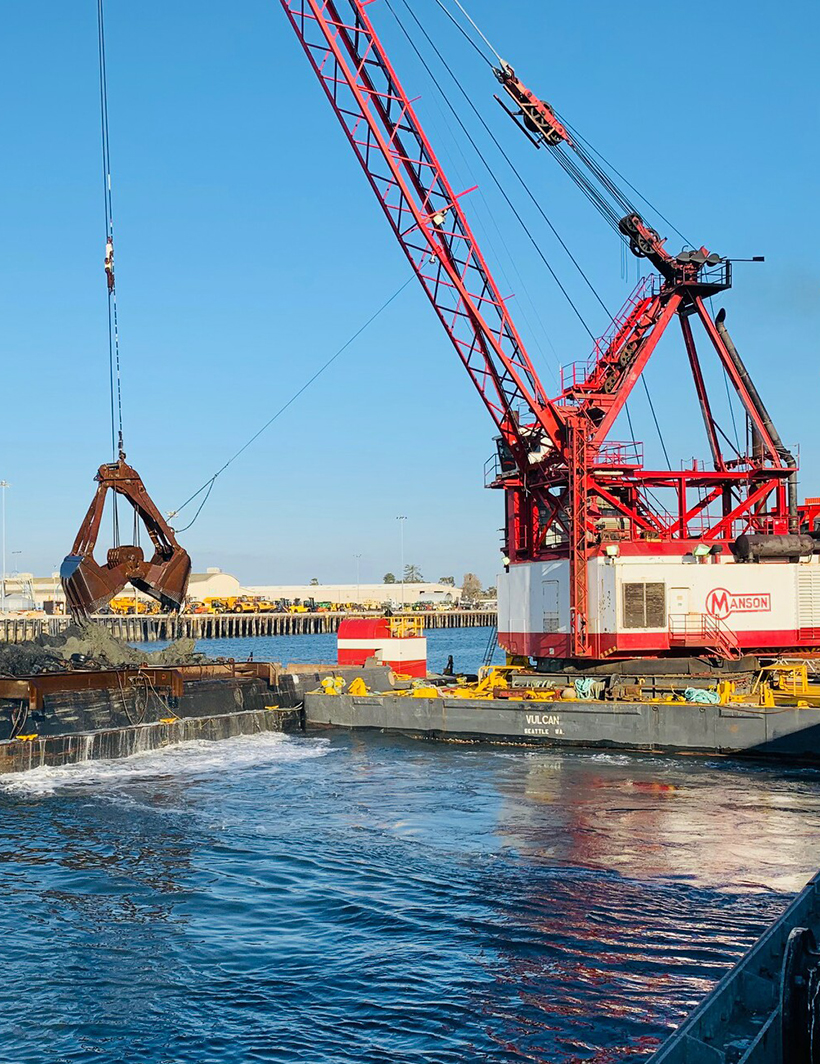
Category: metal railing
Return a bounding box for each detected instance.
[560,275,658,392]
[594,441,643,466]
[668,612,738,651]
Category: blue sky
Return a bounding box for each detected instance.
[1,1,817,586]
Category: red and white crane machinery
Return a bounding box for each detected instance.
[278,0,817,668]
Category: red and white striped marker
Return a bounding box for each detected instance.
[337,617,427,678]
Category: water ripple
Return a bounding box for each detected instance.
[0,728,809,1062]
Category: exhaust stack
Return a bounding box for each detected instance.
[716,308,798,533]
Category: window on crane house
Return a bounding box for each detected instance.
[622,582,666,629]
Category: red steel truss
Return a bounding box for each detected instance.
[279,0,564,477]
[279,0,796,658]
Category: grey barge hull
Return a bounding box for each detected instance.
[304,691,820,760]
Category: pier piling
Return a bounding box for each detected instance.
[0,610,497,645]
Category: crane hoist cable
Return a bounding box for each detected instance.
[427,0,673,465]
[387,0,601,339]
[97,0,124,465]
[430,0,500,66]
[392,0,674,464]
[96,0,129,551]
[557,114,693,248]
[168,277,413,531]
[434,0,693,252]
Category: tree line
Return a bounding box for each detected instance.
[380,569,495,602]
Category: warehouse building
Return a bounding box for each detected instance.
[3,569,461,612]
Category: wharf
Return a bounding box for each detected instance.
[0,610,496,644]
[303,690,820,762]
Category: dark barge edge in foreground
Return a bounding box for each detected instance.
[650,871,820,1063]
[303,691,820,761]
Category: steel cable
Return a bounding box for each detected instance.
[430,0,494,67]
[387,0,605,336]
[169,277,413,531]
[97,0,124,460]
[394,0,673,466]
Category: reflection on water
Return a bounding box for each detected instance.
[0,730,812,1062]
[497,750,820,893]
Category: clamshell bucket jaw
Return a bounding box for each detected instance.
[61,459,191,617]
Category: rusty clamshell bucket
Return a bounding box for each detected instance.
[61,459,191,617]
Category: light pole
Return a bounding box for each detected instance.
[354,553,362,606]
[396,515,406,610]
[0,482,9,614]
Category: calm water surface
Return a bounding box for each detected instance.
[0,630,817,1063]
[150,625,505,676]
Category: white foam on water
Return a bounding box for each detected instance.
[0,732,332,798]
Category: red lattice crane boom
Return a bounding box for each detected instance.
[279,0,809,665]
[280,0,564,478]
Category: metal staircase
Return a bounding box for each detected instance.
[668,613,742,660]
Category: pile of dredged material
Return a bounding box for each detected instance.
[0,621,205,677]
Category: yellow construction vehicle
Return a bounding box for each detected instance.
[204,597,231,614]
[108,596,133,615]
[108,595,160,615]
[233,596,259,614]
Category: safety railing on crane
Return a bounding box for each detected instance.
[695,259,732,291]
[668,612,741,658]
[648,513,716,537]
[593,441,643,467]
[560,275,659,393]
[484,447,521,487]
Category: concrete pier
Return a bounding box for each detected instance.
[0,610,497,644]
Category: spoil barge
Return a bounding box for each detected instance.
[0,661,301,775]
